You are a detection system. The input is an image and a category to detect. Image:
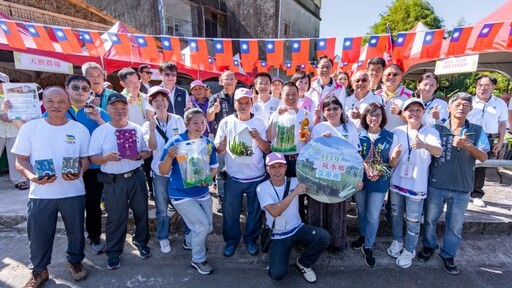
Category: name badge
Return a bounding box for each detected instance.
[400,161,414,178]
[275,217,287,230]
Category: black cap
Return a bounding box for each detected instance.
[107,93,128,105]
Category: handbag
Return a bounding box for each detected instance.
[261,178,291,253]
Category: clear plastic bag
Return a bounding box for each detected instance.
[175,138,212,188]
[272,110,297,153]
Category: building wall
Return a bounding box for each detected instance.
[281,0,320,38]
[163,0,194,36]
[83,0,160,34]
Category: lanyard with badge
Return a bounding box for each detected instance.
[270,178,291,231]
[401,124,422,178]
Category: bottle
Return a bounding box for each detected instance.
[299,118,310,142]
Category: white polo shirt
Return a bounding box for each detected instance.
[467,95,509,134]
[89,122,150,174]
[421,98,449,126]
[343,91,384,131]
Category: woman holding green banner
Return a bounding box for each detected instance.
[309,96,360,252]
[159,108,218,275]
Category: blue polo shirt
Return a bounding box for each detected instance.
[160,131,218,198]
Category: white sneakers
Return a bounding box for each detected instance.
[159,239,171,254]
[472,197,486,208]
[396,249,416,268]
[387,240,403,258]
[296,257,317,283]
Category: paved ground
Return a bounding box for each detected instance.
[0,168,510,287]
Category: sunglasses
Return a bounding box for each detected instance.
[142,70,153,75]
[353,78,369,83]
[384,72,400,77]
[324,106,340,112]
[163,71,177,77]
[70,84,90,93]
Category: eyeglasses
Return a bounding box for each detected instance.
[353,78,369,83]
[324,106,340,112]
[163,71,177,77]
[384,72,400,77]
[142,70,153,75]
[70,84,90,93]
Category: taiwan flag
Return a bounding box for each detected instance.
[256,60,269,73]
[316,38,335,59]
[134,35,159,62]
[291,39,309,66]
[52,27,82,54]
[207,56,217,72]
[161,36,181,62]
[392,32,415,59]
[420,30,444,59]
[25,23,54,51]
[79,30,105,57]
[213,39,234,69]
[232,58,240,73]
[188,38,209,69]
[472,22,504,51]
[239,40,258,71]
[107,32,131,56]
[265,40,284,68]
[283,60,295,76]
[366,35,390,60]
[0,20,26,50]
[447,27,473,56]
[341,36,362,63]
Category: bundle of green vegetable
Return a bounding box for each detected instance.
[229,139,254,156]
[273,123,297,152]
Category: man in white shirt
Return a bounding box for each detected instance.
[12,87,91,286]
[466,75,509,207]
[306,56,347,124]
[344,70,384,131]
[214,88,271,258]
[257,152,330,283]
[89,93,152,270]
[253,72,281,122]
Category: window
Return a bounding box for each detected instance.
[204,7,226,38]
[165,17,183,36]
[283,21,291,38]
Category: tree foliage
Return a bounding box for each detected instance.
[370,0,444,34]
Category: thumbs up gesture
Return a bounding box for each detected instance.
[453,130,470,149]
[411,133,425,150]
[390,101,400,115]
[390,143,402,160]
[217,135,228,152]
[213,98,221,113]
[350,105,361,119]
[148,116,157,131]
[431,104,440,120]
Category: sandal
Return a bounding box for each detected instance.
[15,181,30,190]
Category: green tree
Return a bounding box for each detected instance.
[370,0,444,34]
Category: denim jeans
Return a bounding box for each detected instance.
[172,197,213,262]
[268,224,330,281]
[152,174,170,240]
[390,191,424,253]
[222,176,264,246]
[423,186,470,258]
[354,190,386,248]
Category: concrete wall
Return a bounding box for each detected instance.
[83,0,161,34]
[281,0,320,38]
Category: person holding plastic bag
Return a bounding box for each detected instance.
[267,82,313,221]
[159,108,218,275]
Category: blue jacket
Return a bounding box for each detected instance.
[359,129,394,193]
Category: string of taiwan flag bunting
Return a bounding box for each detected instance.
[0,18,511,74]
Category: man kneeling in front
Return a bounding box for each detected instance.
[256,152,330,283]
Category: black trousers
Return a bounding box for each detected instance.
[471,134,498,199]
[84,168,104,241]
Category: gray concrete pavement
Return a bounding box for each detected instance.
[0,168,511,287]
[1,232,511,288]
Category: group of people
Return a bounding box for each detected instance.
[0,54,510,287]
